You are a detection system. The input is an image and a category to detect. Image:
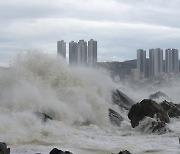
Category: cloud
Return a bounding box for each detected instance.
[0,0,180,65]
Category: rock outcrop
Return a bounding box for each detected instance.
[149,91,169,100]
[49,148,73,154]
[112,89,134,110]
[112,150,132,154]
[109,108,124,127]
[35,111,53,122]
[136,117,171,134]
[118,150,132,154]
[160,100,180,118]
[0,142,10,154]
[128,99,170,128]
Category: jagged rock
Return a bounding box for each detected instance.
[112,89,134,110]
[109,108,124,127]
[49,148,73,154]
[136,117,171,135]
[35,111,53,122]
[149,91,169,100]
[150,121,171,134]
[128,99,170,128]
[0,142,10,154]
[160,100,180,118]
[118,150,132,154]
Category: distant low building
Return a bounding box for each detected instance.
[130,69,140,81]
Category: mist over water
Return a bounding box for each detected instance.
[0,52,117,145]
[1,52,180,154]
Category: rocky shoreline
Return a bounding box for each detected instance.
[2,89,180,154]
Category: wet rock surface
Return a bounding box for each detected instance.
[0,142,10,154]
[136,117,171,134]
[160,100,180,118]
[109,108,124,127]
[112,89,134,110]
[128,99,170,128]
[149,91,169,100]
[112,150,132,154]
[35,111,53,122]
[49,148,73,154]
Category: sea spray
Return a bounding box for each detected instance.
[0,52,117,145]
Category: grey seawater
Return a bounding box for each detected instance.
[1,52,180,154]
[9,119,180,154]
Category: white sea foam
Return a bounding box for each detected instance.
[0,52,118,145]
[1,52,180,154]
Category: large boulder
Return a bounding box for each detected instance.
[160,100,180,118]
[49,148,73,154]
[109,108,124,127]
[112,89,134,110]
[128,99,170,128]
[0,142,10,154]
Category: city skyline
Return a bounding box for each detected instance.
[59,39,97,66]
[0,0,180,66]
[137,48,179,79]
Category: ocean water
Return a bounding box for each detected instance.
[1,52,180,154]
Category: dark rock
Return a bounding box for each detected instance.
[109,108,124,127]
[49,148,73,154]
[35,111,53,122]
[136,117,171,134]
[112,89,134,110]
[118,150,132,154]
[0,142,10,154]
[150,121,171,134]
[160,100,180,118]
[128,99,170,128]
[149,91,169,100]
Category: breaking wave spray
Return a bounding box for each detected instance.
[0,52,117,145]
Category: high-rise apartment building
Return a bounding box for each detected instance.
[149,48,163,76]
[88,39,97,65]
[165,48,172,73]
[69,41,78,65]
[149,49,154,77]
[77,40,87,65]
[172,49,179,73]
[137,49,146,78]
[57,40,66,58]
[165,48,179,74]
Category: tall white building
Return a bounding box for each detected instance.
[69,41,78,65]
[149,48,163,76]
[165,48,179,74]
[137,49,146,78]
[88,39,97,65]
[57,40,66,58]
[77,40,87,65]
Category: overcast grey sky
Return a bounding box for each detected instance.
[0,0,180,66]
